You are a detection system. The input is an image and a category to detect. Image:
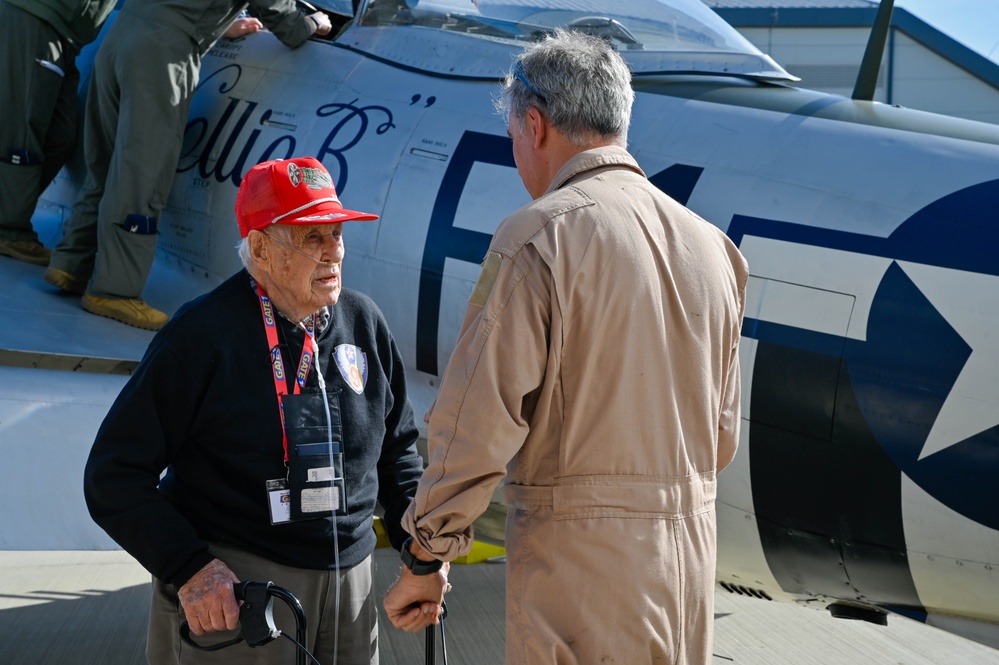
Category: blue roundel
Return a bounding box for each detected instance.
[844,179,999,530]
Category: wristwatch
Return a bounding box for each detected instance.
[400,537,444,575]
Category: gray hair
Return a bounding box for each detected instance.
[237,236,252,269]
[496,29,634,146]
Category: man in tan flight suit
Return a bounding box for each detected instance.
[384,29,748,664]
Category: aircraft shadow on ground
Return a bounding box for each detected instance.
[0,584,150,665]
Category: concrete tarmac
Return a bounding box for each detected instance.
[1,548,997,664]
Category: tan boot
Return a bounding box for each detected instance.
[82,294,169,331]
[44,267,88,295]
[0,239,51,266]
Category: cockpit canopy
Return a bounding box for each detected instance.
[333,0,794,81]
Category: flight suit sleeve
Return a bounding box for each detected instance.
[717,337,741,473]
[402,245,553,560]
[717,250,748,474]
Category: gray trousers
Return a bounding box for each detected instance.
[0,1,80,241]
[146,542,378,665]
[50,11,199,298]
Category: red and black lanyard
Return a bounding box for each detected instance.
[254,281,315,463]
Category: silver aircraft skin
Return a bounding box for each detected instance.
[2,0,997,651]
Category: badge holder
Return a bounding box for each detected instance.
[288,441,346,520]
[267,391,348,524]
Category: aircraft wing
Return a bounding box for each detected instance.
[2,0,998,650]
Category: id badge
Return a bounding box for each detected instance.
[266,478,292,525]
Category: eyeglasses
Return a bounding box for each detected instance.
[513,60,549,104]
[263,228,341,266]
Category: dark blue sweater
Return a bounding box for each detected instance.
[84,270,423,587]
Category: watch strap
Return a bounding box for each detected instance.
[400,537,444,575]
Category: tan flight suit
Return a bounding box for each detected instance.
[403,146,748,664]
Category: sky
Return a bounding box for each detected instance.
[895,0,999,64]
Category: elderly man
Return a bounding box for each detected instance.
[85,157,429,664]
[384,30,748,664]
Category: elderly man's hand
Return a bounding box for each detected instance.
[177,558,241,636]
[383,562,451,633]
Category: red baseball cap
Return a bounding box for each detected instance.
[235,157,378,238]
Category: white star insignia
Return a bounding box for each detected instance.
[898,262,999,460]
